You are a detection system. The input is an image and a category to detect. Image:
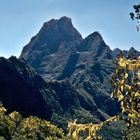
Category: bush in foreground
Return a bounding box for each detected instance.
[0,104,64,140]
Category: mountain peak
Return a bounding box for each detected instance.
[78,31,106,51]
[20,16,83,68]
[85,31,104,44]
[88,31,102,38]
[112,47,140,59]
[59,16,72,22]
[43,16,72,27]
[29,16,82,47]
[129,47,136,52]
[77,31,112,59]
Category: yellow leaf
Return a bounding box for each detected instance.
[124,73,128,79]
[121,85,124,92]
[134,92,140,97]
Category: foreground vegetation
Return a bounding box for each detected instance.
[0,104,64,140]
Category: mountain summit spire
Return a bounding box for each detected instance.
[20,16,82,61]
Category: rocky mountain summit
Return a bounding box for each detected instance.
[20,17,114,80]
[20,16,124,119]
[20,16,82,79]
[19,17,140,121]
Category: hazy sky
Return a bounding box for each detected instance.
[0,0,140,58]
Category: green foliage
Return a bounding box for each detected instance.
[130,3,140,31]
[124,125,140,140]
[0,104,64,140]
[112,56,140,126]
[111,55,140,139]
[67,116,119,140]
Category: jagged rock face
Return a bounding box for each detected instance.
[19,16,121,120]
[21,16,82,57]
[0,56,55,119]
[69,58,120,116]
[20,16,83,79]
[77,32,112,59]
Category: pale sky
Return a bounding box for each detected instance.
[0,0,140,58]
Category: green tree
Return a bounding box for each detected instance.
[0,104,65,140]
[111,55,140,140]
[130,3,140,31]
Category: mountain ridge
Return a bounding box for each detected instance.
[20,16,123,119]
[20,16,140,81]
[19,17,140,122]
